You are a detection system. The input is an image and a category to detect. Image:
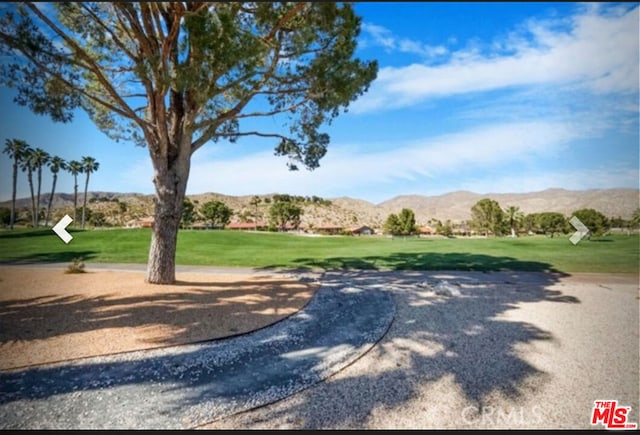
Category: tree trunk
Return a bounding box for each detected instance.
[36,166,42,227]
[145,146,191,284]
[27,168,35,227]
[82,172,90,229]
[45,173,57,227]
[10,160,17,230]
[73,176,78,227]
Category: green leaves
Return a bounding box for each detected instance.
[0,2,377,172]
[471,198,506,236]
[200,200,233,228]
[384,208,417,236]
[572,208,610,237]
[269,199,303,230]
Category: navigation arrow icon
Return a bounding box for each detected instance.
[569,216,589,245]
[53,214,73,244]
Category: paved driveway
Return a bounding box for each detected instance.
[202,270,639,430]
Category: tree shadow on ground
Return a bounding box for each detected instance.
[261,251,565,273]
[0,229,63,239]
[214,255,578,428]
[0,276,313,369]
[0,253,579,430]
[0,250,97,264]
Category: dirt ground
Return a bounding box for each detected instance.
[0,266,317,370]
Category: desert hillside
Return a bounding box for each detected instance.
[1,188,638,228]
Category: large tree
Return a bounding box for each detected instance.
[200,199,233,229]
[471,198,505,237]
[45,155,67,226]
[81,155,99,229]
[18,146,36,227]
[0,2,377,283]
[249,195,262,229]
[269,200,302,231]
[504,205,524,238]
[31,147,50,227]
[180,197,196,228]
[2,138,28,229]
[572,208,609,237]
[67,160,83,227]
[384,208,417,236]
[537,212,567,238]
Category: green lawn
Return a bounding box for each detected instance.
[0,228,638,273]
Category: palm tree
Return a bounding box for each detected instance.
[45,156,67,227]
[31,147,50,227]
[2,138,28,229]
[67,160,83,227]
[505,205,524,238]
[19,146,37,227]
[81,156,99,229]
[250,195,262,230]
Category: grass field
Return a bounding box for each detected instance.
[0,228,638,273]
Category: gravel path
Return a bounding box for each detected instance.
[201,270,639,430]
[0,279,394,429]
[1,267,637,430]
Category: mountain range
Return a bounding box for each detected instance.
[2,188,638,228]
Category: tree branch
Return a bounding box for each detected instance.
[234,99,309,120]
[11,45,136,121]
[77,3,138,61]
[191,129,291,154]
[25,2,141,123]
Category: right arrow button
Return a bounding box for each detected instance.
[569,216,589,245]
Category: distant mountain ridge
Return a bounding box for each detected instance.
[376,188,640,223]
[2,188,638,227]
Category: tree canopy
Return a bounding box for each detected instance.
[536,212,567,237]
[0,2,378,283]
[384,208,417,236]
[572,208,610,237]
[471,198,505,236]
[269,200,302,230]
[200,200,232,228]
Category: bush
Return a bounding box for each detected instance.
[65,257,86,274]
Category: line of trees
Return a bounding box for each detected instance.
[469,198,633,238]
[180,196,305,232]
[2,138,99,229]
[379,200,639,239]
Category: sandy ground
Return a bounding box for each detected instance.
[0,266,316,370]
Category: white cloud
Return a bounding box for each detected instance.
[353,5,639,113]
[172,121,580,200]
[361,22,449,60]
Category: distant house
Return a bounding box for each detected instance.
[314,224,343,235]
[125,216,154,229]
[227,222,268,231]
[347,225,374,236]
[417,226,436,235]
[452,225,474,237]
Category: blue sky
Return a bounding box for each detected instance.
[1,2,638,204]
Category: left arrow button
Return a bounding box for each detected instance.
[53,214,73,244]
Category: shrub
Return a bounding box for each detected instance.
[65,257,86,274]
